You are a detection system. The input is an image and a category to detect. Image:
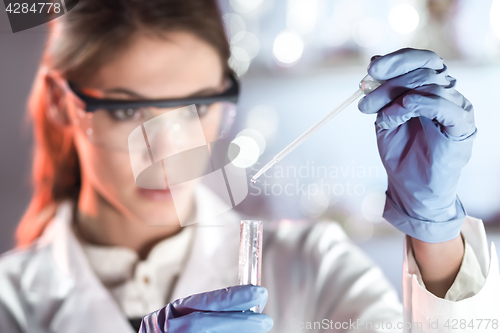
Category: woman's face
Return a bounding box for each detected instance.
[67,31,226,226]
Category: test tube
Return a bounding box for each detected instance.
[239,220,263,313]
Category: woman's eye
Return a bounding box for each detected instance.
[195,104,209,117]
[108,108,142,121]
[180,104,209,119]
[197,104,209,116]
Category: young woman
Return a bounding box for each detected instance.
[0,0,498,332]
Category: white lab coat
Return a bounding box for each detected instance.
[0,185,499,333]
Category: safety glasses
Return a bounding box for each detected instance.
[50,70,239,151]
[66,72,240,112]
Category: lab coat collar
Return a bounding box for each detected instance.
[31,200,135,332]
[25,185,241,332]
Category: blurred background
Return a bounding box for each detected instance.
[1,0,500,299]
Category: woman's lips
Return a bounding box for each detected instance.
[137,187,172,201]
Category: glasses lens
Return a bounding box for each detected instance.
[74,102,235,151]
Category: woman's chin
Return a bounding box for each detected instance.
[135,208,181,227]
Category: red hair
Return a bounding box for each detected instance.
[16,63,81,247]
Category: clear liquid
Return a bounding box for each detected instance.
[239,220,263,313]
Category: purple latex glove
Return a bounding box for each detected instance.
[359,48,476,243]
[139,285,273,333]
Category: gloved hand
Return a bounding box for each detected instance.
[358,48,477,243]
[139,285,273,333]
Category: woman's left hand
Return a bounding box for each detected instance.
[359,48,477,243]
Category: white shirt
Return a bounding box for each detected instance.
[81,226,194,317]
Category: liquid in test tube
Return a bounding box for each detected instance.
[239,220,263,313]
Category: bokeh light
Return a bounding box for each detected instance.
[222,13,246,40]
[388,4,420,34]
[231,31,260,59]
[229,46,251,76]
[236,129,266,156]
[273,31,304,65]
[231,136,260,168]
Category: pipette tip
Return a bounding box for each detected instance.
[250,177,257,184]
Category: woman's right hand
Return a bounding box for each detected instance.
[139,285,273,332]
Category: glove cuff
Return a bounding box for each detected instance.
[382,192,467,243]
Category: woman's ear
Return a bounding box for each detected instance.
[45,75,71,127]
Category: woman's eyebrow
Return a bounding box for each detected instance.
[103,86,222,99]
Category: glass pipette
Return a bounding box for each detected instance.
[250,74,383,184]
